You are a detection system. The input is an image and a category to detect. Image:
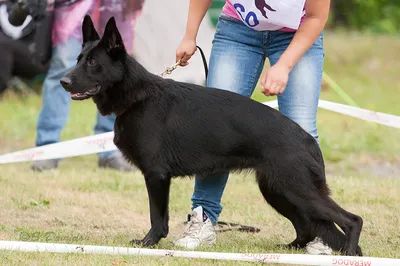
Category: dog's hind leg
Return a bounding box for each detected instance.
[320,197,363,255]
[258,190,360,254]
[255,171,315,249]
[286,189,363,256]
[256,168,362,256]
[311,219,363,256]
[130,171,171,247]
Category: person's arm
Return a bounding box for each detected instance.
[176,0,212,66]
[261,0,331,96]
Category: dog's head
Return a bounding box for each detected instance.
[60,15,126,100]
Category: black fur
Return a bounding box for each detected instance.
[61,15,363,256]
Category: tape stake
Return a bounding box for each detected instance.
[322,72,359,108]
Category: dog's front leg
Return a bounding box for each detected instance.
[130,172,171,247]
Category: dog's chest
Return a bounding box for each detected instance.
[113,118,136,152]
[113,113,163,169]
[113,119,142,167]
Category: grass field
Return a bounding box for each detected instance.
[0,31,399,265]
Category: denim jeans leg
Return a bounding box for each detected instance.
[35,37,82,149]
[191,15,266,225]
[267,32,324,143]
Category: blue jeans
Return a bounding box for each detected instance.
[35,37,119,159]
[192,14,324,225]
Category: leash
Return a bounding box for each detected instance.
[215,221,260,233]
[159,46,209,79]
[195,45,209,79]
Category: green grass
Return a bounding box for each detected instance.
[0,31,399,265]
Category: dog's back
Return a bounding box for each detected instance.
[115,78,323,179]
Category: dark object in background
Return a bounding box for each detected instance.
[0,0,53,94]
[7,1,30,26]
[7,0,48,26]
[6,0,53,65]
[0,31,48,95]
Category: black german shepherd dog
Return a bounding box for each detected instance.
[60,15,363,256]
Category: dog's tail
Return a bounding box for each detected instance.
[305,140,330,195]
[309,159,330,196]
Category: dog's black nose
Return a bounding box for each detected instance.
[60,77,72,88]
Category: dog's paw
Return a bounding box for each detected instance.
[345,247,363,257]
[342,243,363,257]
[129,237,159,248]
[356,246,363,256]
[279,239,309,250]
[129,239,146,247]
[277,243,299,250]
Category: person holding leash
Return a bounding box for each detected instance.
[175,0,332,254]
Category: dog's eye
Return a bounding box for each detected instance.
[87,58,97,66]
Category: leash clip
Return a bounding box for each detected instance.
[158,46,208,79]
[160,60,181,77]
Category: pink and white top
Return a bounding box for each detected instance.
[222,0,306,32]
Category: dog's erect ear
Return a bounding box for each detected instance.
[99,17,125,54]
[82,15,100,44]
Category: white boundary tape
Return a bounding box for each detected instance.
[0,131,116,164]
[263,100,400,129]
[0,100,398,164]
[318,100,400,129]
[1,241,399,265]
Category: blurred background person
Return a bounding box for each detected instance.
[31,0,144,172]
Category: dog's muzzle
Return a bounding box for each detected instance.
[68,85,102,100]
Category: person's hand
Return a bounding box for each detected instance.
[176,38,197,67]
[260,62,290,96]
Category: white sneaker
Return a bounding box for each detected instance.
[306,237,333,255]
[174,206,216,249]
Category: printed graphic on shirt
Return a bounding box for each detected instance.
[254,0,276,19]
[228,0,305,31]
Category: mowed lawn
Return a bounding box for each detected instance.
[0,31,399,265]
